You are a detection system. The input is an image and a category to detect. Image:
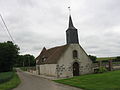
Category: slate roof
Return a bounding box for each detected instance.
[68,15,76,29]
[36,45,69,65]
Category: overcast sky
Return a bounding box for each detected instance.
[0,0,120,57]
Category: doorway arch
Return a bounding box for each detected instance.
[73,62,79,76]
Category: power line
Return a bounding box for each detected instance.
[0,21,6,31]
[0,14,15,43]
[0,22,4,30]
[0,22,10,40]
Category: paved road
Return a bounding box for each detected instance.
[14,69,82,90]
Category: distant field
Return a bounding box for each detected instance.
[96,57,116,61]
[0,71,21,90]
[54,70,120,90]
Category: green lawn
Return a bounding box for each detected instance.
[0,71,21,90]
[54,70,120,90]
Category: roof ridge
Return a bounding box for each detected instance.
[46,44,68,51]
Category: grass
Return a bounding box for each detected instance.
[54,70,120,90]
[0,71,21,90]
[0,72,13,84]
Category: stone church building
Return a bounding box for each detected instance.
[36,15,93,78]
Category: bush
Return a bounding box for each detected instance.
[98,66,108,73]
[89,55,97,63]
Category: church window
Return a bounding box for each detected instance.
[73,50,78,59]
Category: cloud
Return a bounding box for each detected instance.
[0,0,120,57]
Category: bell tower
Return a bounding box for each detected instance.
[66,14,79,44]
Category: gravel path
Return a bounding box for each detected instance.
[14,69,82,90]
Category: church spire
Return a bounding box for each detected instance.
[66,7,79,44]
[68,7,76,29]
[69,15,74,28]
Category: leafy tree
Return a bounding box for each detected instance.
[0,41,19,72]
[21,54,35,67]
[113,56,120,62]
[116,56,120,60]
[15,55,24,67]
[15,54,35,67]
[89,55,97,63]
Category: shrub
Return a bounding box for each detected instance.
[89,55,97,63]
[98,66,108,73]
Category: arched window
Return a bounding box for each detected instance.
[73,50,78,59]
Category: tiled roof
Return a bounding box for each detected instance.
[36,45,69,65]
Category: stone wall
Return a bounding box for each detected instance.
[57,44,93,78]
[56,64,73,78]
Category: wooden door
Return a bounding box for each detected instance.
[73,62,79,76]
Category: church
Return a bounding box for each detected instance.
[36,15,93,78]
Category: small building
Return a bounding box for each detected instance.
[36,15,93,78]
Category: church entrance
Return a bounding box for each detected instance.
[73,62,79,76]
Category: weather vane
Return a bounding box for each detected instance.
[68,6,71,15]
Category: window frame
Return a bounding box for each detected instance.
[73,50,78,59]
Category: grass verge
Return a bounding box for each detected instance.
[0,72,21,90]
[54,70,120,90]
[0,72,13,84]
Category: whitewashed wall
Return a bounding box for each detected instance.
[36,65,40,75]
[39,64,57,76]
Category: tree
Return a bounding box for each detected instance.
[89,55,97,63]
[21,54,35,67]
[15,54,35,67]
[115,56,120,62]
[0,41,19,72]
[15,55,24,67]
[116,56,120,60]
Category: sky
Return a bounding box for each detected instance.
[0,0,120,57]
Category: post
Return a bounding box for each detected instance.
[108,60,113,71]
[98,61,102,68]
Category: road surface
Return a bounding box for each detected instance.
[14,69,82,90]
